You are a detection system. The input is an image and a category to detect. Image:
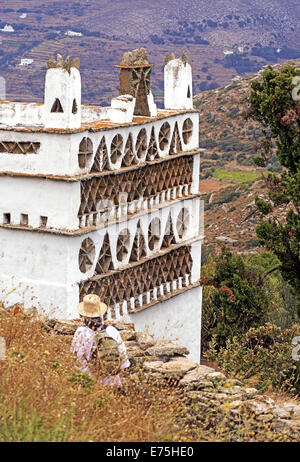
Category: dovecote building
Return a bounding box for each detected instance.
[0,49,204,361]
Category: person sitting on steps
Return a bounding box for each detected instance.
[71,294,130,386]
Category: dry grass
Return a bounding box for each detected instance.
[0,309,194,442]
[0,308,298,442]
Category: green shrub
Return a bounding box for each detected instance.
[214,186,241,204]
[193,99,202,107]
[211,153,219,160]
[69,370,96,392]
[199,138,218,149]
[207,324,300,394]
[201,248,271,350]
[228,107,240,119]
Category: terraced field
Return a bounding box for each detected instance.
[0,1,299,105]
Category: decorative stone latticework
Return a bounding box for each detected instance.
[117,48,155,117]
[0,50,203,362]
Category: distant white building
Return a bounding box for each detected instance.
[0,25,15,33]
[223,50,233,55]
[65,30,83,37]
[19,59,34,66]
[20,13,27,19]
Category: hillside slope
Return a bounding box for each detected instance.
[195,59,300,253]
[0,1,299,105]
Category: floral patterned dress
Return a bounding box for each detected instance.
[71,324,130,386]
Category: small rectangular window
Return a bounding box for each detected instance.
[3,213,10,224]
[40,216,48,227]
[20,214,29,226]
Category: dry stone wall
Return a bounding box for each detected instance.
[44,317,300,438]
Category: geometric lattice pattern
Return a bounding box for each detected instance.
[182,118,193,145]
[78,155,194,227]
[116,229,131,263]
[78,137,93,169]
[79,245,193,316]
[169,122,182,155]
[91,137,108,172]
[176,208,190,239]
[78,237,96,273]
[119,65,152,117]
[135,128,147,159]
[83,117,194,172]
[0,141,40,155]
[148,217,161,251]
[146,127,159,161]
[123,134,137,167]
[95,233,114,273]
[130,221,147,262]
[159,122,170,151]
[161,213,176,248]
[79,207,190,276]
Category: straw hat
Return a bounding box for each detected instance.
[77,294,107,318]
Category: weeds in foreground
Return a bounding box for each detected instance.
[0,310,191,442]
[0,309,298,442]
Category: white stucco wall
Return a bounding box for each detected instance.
[127,285,202,363]
[0,203,203,321]
[0,274,79,319]
[0,112,199,177]
[0,197,201,279]
[0,102,44,127]
[0,131,74,176]
[0,227,80,317]
[44,67,81,129]
[0,170,201,231]
[0,57,203,352]
[68,198,202,283]
[0,176,80,230]
[0,228,72,284]
[109,95,136,123]
[164,59,193,110]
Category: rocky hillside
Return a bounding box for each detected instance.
[0,1,299,105]
[196,59,300,172]
[195,59,300,253]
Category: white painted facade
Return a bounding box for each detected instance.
[0,222,202,316]
[164,58,193,110]
[44,66,82,129]
[130,285,202,362]
[0,113,199,177]
[0,53,203,363]
[0,154,201,231]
